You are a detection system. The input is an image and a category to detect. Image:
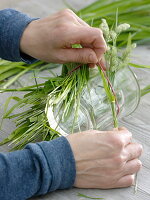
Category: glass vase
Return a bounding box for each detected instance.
[47,67,140,136]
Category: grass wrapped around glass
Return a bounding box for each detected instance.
[0,19,140,150]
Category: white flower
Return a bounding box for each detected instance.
[100,19,109,32]
[109,30,117,40]
[132,43,137,48]
[100,19,110,40]
[116,23,130,34]
[112,57,119,66]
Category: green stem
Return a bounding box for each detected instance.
[111,101,118,128]
[98,67,118,129]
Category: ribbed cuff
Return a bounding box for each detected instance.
[37,136,76,192]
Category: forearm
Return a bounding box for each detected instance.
[0,8,37,63]
[0,137,76,200]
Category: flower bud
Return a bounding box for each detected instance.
[100,19,110,40]
[132,43,137,48]
[116,23,130,34]
[109,30,117,40]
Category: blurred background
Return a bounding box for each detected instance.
[0,0,95,17]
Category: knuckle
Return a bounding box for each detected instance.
[77,49,96,63]
[111,136,124,149]
[71,51,86,63]
[81,53,91,63]
[113,155,126,167]
[94,27,103,35]
[90,28,103,42]
[127,132,132,140]
[116,138,124,149]
[61,8,73,17]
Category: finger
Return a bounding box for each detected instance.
[98,56,106,70]
[125,143,143,161]
[80,44,105,64]
[58,26,107,63]
[115,174,134,188]
[80,42,106,64]
[123,159,142,176]
[60,48,98,64]
[79,28,107,62]
[117,127,132,146]
[94,48,106,63]
[68,26,107,51]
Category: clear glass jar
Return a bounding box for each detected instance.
[81,67,140,131]
[47,67,140,136]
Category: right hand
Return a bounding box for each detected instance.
[66,127,143,189]
[20,9,106,65]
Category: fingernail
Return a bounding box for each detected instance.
[139,144,143,153]
[138,160,142,167]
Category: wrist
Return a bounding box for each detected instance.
[20,20,37,56]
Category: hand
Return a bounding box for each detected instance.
[20,9,107,65]
[66,127,143,189]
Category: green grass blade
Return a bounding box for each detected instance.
[129,63,150,69]
[78,193,104,199]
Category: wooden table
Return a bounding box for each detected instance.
[0,1,150,199]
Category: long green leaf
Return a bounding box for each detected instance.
[78,193,104,199]
[129,63,150,69]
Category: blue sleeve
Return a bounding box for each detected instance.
[0,9,38,63]
[0,137,76,200]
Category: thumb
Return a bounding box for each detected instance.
[60,48,98,64]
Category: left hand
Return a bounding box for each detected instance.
[67,127,143,189]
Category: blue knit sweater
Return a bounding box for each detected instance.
[0,9,76,200]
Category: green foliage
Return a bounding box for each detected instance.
[0,78,62,150]
[78,193,104,199]
[141,85,150,97]
[129,63,150,69]
[0,0,150,90]
[98,18,137,128]
[0,60,56,90]
[0,63,90,149]
[78,0,150,45]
